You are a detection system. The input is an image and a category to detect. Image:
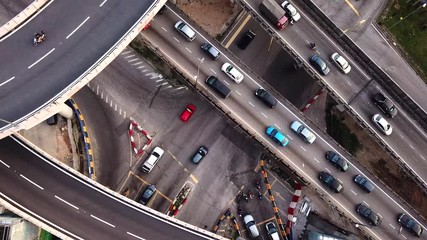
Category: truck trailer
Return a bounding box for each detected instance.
[259,0,289,30]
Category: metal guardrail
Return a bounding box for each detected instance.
[0,0,162,137]
[236,0,427,195]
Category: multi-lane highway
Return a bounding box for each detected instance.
[0,0,156,127]
[141,5,426,239]
[240,0,427,194]
[0,136,220,240]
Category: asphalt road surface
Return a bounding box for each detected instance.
[0,136,219,240]
[141,5,426,239]
[0,0,155,126]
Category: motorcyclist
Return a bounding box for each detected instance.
[310,42,316,49]
[35,31,46,43]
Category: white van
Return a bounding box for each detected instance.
[142,147,164,173]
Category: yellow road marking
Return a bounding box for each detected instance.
[224,14,252,49]
[345,0,360,16]
[130,171,173,202]
[167,150,199,184]
[343,19,366,33]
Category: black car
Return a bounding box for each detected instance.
[373,93,397,118]
[398,214,423,237]
[325,151,349,172]
[310,55,330,76]
[139,184,156,205]
[356,204,382,226]
[200,43,220,60]
[237,30,256,50]
[319,171,343,193]
[254,88,277,108]
[192,146,208,164]
[354,175,375,193]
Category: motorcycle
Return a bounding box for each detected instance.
[255,181,261,190]
[33,31,46,46]
[248,190,255,200]
[242,193,248,202]
[237,207,243,217]
[257,191,263,200]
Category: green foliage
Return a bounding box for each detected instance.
[39,229,53,240]
[381,0,427,81]
[326,113,361,155]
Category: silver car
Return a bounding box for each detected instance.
[290,121,316,144]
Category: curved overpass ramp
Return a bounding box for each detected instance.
[0,136,222,240]
[0,0,162,138]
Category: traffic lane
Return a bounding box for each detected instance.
[0,137,216,240]
[226,17,322,108]
[72,87,129,189]
[243,0,370,89]
[350,87,427,182]
[0,0,157,123]
[146,9,426,238]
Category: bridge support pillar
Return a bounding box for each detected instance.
[58,103,74,119]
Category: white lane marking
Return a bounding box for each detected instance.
[313,157,319,163]
[164,85,172,89]
[185,47,192,53]
[173,37,179,43]
[176,86,186,90]
[124,111,126,118]
[124,54,135,59]
[325,168,331,173]
[66,16,90,39]
[249,102,255,107]
[223,81,230,86]
[261,113,268,119]
[161,27,167,32]
[210,69,217,74]
[235,90,242,96]
[399,134,404,139]
[55,195,79,210]
[302,163,305,168]
[155,79,164,82]
[28,48,55,69]
[121,50,131,55]
[20,174,44,190]
[137,66,145,69]
[420,155,425,160]
[363,201,369,206]
[0,193,84,240]
[0,76,15,87]
[274,124,281,130]
[346,80,352,86]
[127,58,139,63]
[389,224,396,229]
[127,232,146,240]
[90,215,115,228]
[377,213,383,218]
[132,62,143,66]
[300,146,306,152]
[350,190,357,196]
[402,234,407,239]
[286,135,293,140]
[409,144,415,150]
[99,0,108,7]
[114,104,117,111]
[0,160,10,168]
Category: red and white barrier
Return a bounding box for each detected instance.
[301,89,324,112]
[128,118,154,156]
[287,183,302,228]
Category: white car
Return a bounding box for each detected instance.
[330,53,351,74]
[265,222,280,240]
[372,114,392,135]
[243,215,259,237]
[290,121,316,144]
[280,1,301,22]
[221,63,244,83]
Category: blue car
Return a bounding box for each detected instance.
[310,55,330,76]
[266,126,289,146]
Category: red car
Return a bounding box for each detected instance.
[180,104,196,122]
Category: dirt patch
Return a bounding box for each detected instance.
[326,96,427,215]
[176,0,240,37]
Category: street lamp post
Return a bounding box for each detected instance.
[194,57,204,89]
[389,3,426,29]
